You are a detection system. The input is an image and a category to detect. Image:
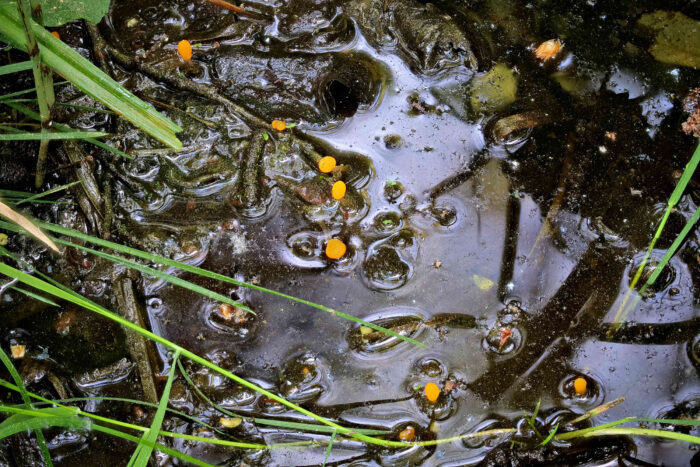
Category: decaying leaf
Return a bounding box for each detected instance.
[637,11,700,69]
[42,0,111,26]
[0,201,59,252]
[469,64,517,113]
[473,274,495,291]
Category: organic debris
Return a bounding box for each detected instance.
[534,39,562,61]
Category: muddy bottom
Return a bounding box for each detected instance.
[1,0,700,465]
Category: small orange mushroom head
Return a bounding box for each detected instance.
[318,156,336,173]
[332,181,346,200]
[424,382,440,402]
[178,40,192,61]
[271,120,286,131]
[573,377,587,396]
[325,238,346,259]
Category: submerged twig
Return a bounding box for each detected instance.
[113,276,159,404]
[202,0,264,19]
[16,0,55,188]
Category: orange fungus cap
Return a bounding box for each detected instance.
[424,382,440,402]
[318,156,336,173]
[178,40,192,60]
[332,181,346,200]
[325,238,346,259]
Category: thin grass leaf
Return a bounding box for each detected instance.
[610,139,700,331]
[253,418,388,436]
[10,286,59,306]
[0,130,109,141]
[177,361,387,435]
[539,424,558,446]
[0,201,58,251]
[0,347,53,466]
[323,430,337,467]
[0,60,32,75]
[5,101,132,158]
[12,219,424,346]
[0,415,88,439]
[91,424,216,467]
[128,350,181,467]
[557,427,700,445]
[5,99,114,115]
[0,81,68,101]
[1,264,496,448]
[0,4,182,149]
[14,181,81,206]
[639,205,700,293]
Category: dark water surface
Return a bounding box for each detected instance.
[2,0,700,465]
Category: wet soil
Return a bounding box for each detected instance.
[1,0,700,465]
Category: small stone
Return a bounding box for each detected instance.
[433,261,442,268]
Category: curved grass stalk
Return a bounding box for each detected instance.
[0,219,423,346]
[0,261,515,448]
[0,347,53,466]
[556,427,700,445]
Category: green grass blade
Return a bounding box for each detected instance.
[5,101,132,159]
[610,139,700,331]
[0,346,53,466]
[0,81,67,101]
[540,423,558,446]
[54,238,255,314]
[253,418,388,436]
[322,430,337,467]
[0,130,109,141]
[91,424,215,467]
[0,262,441,447]
[557,427,700,445]
[14,181,81,206]
[128,350,181,467]
[639,205,700,294]
[12,219,424,346]
[0,415,88,439]
[0,60,32,75]
[10,286,59,306]
[0,4,182,148]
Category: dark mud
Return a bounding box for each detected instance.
[1,0,700,465]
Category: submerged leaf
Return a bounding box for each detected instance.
[42,0,111,26]
[637,11,700,69]
[473,274,495,291]
[469,64,517,113]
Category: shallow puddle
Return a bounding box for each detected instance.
[1,0,700,465]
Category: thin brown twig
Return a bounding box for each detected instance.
[202,0,264,19]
